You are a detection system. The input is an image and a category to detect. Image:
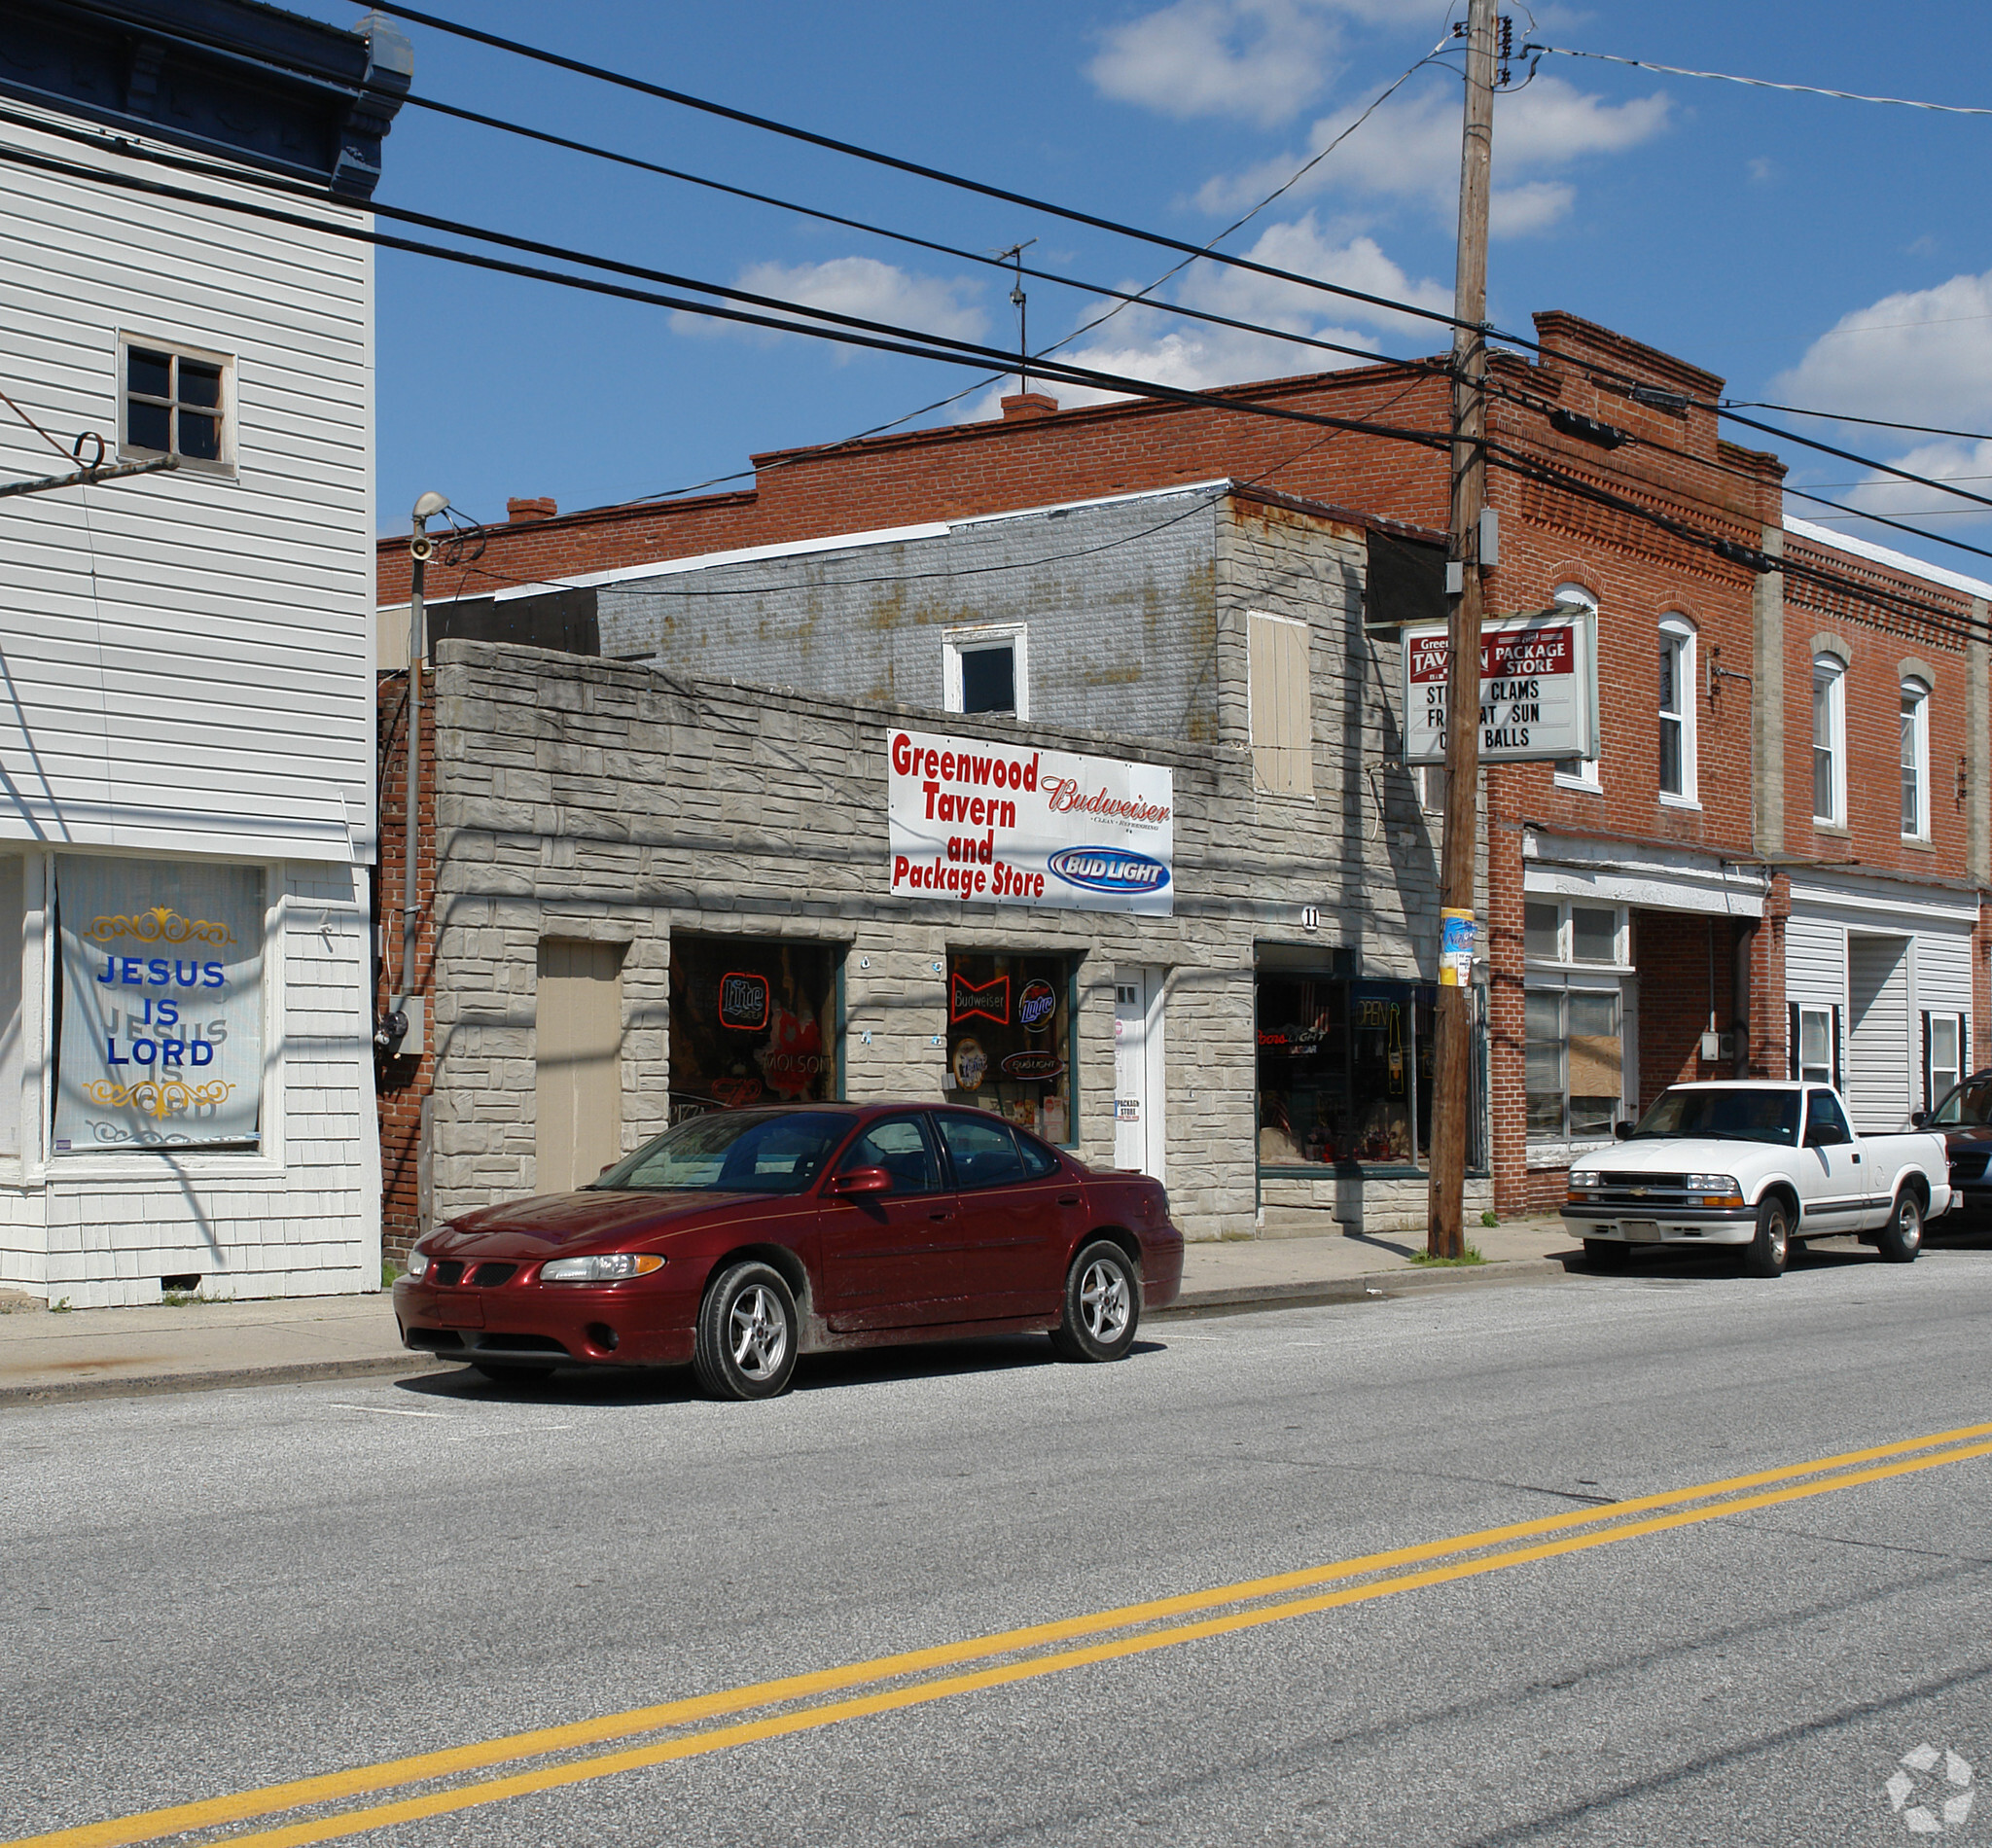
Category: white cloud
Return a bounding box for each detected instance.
[1086,0,1345,127]
[961,215,1451,417]
[1197,74,1670,235]
[670,257,987,357]
[1769,270,1992,428]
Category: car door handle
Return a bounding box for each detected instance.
[929,1209,954,1222]
[1057,1194,1081,1206]
[1851,1154,1862,1163]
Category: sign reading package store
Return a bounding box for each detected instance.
[1401,610,1599,764]
[887,728,1174,915]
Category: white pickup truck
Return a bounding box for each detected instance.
[1560,1081,1950,1277]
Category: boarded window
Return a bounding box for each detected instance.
[1248,611,1313,796]
[536,939,625,1192]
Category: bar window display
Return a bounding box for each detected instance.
[943,950,1074,1143]
[1256,974,1441,1170]
[668,936,838,1122]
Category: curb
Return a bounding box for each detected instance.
[1151,1255,1571,1320]
[0,1256,1580,1404]
[0,1352,453,1409]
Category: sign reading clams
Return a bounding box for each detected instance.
[888,728,1174,915]
[1401,609,1599,765]
[53,858,264,1152]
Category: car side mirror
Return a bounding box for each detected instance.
[1613,1120,1633,1141]
[828,1166,892,1197]
[1910,1110,1929,1129]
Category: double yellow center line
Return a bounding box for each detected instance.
[17,1418,1992,1848]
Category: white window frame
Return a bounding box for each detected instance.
[117,332,236,478]
[1796,1003,1833,1085]
[1550,585,1601,791]
[1901,678,1931,841]
[1522,897,1629,972]
[1812,655,1847,826]
[1417,762,1447,816]
[1525,978,1628,1147]
[943,622,1029,721]
[1657,614,1698,807]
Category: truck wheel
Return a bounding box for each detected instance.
[1743,1197,1791,1278]
[1582,1238,1629,1267]
[1876,1189,1923,1264]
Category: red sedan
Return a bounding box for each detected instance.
[393,1103,1185,1399]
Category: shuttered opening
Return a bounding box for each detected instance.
[1846,933,1911,1132]
[1247,611,1313,797]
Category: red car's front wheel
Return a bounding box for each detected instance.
[1049,1240,1140,1363]
[694,1262,800,1400]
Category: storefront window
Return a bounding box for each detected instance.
[52,857,265,1153]
[1526,985,1623,1142]
[1256,974,1441,1169]
[943,950,1074,1144]
[668,936,839,1122]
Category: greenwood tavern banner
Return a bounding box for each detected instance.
[887,727,1175,917]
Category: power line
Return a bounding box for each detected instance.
[368,2,1476,339]
[1725,402,1992,446]
[0,135,1460,466]
[1522,43,1992,116]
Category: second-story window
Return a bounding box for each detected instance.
[1248,610,1314,797]
[1551,584,1601,791]
[1901,678,1930,839]
[122,338,230,469]
[1812,656,1846,825]
[1658,615,1696,802]
[943,623,1028,720]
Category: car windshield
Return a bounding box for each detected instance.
[1629,1087,1800,1146]
[1932,1078,1992,1126]
[595,1111,849,1193]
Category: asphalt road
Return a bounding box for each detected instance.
[5,1239,1991,1848]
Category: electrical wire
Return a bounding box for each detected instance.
[1521,43,1992,116]
[0,136,1460,467]
[397,91,1441,383]
[1725,403,1992,446]
[368,2,1477,339]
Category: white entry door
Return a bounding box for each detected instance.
[1114,967,1165,1181]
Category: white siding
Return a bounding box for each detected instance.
[0,110,374,862]
[1846,934,1912,1132]
[1785,914,1845,1008]
[1915,931,1974,1013]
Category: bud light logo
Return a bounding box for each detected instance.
[1047,847,1171,896]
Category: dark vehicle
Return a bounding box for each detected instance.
[393,1103,1184,1399]
[1916,1070,1992,1220]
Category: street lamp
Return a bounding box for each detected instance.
[388,491,448,1061]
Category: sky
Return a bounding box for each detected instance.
[304,1,1992,578]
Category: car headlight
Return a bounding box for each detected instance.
[404,1248,430,1281]
[538,1253,666,1284]
[1568,1170,1599,1191]
[1685,1173,1743,1207]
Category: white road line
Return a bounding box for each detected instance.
[328,1403,454,1419]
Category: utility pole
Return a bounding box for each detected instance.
[1427,0,1496,1260]
[396,491,449,1036]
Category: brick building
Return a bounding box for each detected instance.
[378,311,1992,1232]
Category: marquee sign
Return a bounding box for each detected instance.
[1402,610,1599,765]
[888,729,1174,916]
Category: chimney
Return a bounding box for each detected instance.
[506,496,557,522]
[1000,392,1058,421]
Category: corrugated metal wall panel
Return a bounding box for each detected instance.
[1847,934,1912,1131]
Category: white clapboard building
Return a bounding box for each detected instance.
[0,0,409,1303]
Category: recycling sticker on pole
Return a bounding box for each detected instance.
[1402,608,1599,764]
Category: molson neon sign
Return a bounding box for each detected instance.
[887,728,1174,917]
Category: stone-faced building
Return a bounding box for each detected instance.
[389,482,1494,1248]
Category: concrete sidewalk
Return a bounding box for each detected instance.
[0,1218,1579,1405]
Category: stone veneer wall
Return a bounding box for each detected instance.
[422,496,1488,1240]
